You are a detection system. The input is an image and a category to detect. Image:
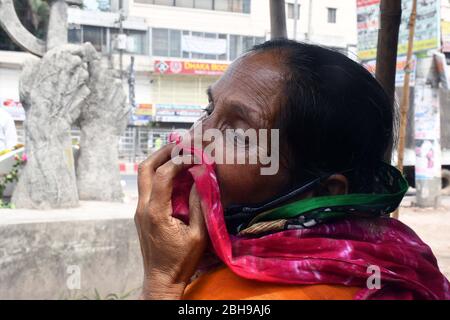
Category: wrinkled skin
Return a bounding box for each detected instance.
[135,50,349,299]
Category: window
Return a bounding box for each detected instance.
[68,25,81,43]
[126,30,147,54]
[195,0,213,9]
[229,0,242,12]
[287,3,300,20]
[191,31,205,59]
[242,0,251,13]
[135,0,251,13]
[176,0,194,7]
[68,25,147,55]
[204,33,217,59]
[327,8,337,23]
[229,34,264,60]
[154,0,174,5]
[110,29,147,55]
[229,35,241,61]
[242,36,254,52]
[83,0,112,11]
[151,28,264,60]
[152,28,169,56]
[214,0,229,11]
[254,36,265,46]
[169,29,181,57]
[182,30,190,58]
[82,26,107,53]
[218,34,227,60]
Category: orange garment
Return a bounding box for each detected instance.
[184,266,360,300]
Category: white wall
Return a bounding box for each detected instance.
[128,0,356,48]
[128,0,270,37]
[443,0,450,20]
[0,68,20,101]
[286,0,357,48]
[134,75,154,104]
[153,74,217,105]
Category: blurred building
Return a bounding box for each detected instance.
[0,0,358,160]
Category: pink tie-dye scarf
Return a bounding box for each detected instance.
[171,147,450,300]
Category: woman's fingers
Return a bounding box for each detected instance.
[137,143,176,208]
[149,155,194,219]
[188,185,207,234]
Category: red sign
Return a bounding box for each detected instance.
[154,60,229,76]
[357,0,380,7]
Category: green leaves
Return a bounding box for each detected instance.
[0,154,26,208]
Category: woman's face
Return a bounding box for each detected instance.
[183,50,291,208]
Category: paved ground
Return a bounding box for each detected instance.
[399,196,450,279]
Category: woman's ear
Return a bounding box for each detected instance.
[320,174,349,196]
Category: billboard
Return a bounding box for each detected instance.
[130,104,153,126]
[442,20,450,52]
[357,0,440,61]
[364,55,417,87]
[414,84,441,180]
[154,60,229,76]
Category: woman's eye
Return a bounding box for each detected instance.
[202,103,214,117]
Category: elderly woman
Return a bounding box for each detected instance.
[134,40,450,300]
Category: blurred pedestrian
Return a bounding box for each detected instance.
[0,108,18,151]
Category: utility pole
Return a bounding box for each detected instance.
[270,0,287,39]
[116,0,126,80]
[293,0,299,40]
[128,56,136,110]
[119,0,124,80]
[306,0,313,41]
[395,0,418,219]
[375,0,402,111]
[375,0,401,165]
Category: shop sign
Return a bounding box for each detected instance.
[154,60,228,76]
[357,0,440,61]
[364,55,417,87]
[130,103,153,126]
[442,20,450,52]
[414,84,441,180]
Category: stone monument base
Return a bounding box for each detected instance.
[0,201,141,299]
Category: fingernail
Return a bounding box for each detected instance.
[169,132,182,144]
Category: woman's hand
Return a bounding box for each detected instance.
[135,144,208,300]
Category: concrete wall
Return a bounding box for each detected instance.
[286,0,357,47]
[129,0,270,37]
[128,0,357,48]
[0,202,143,300]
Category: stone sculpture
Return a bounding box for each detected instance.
[76,51,129,202]
[12,45,91,209]
[1,0,130,208]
